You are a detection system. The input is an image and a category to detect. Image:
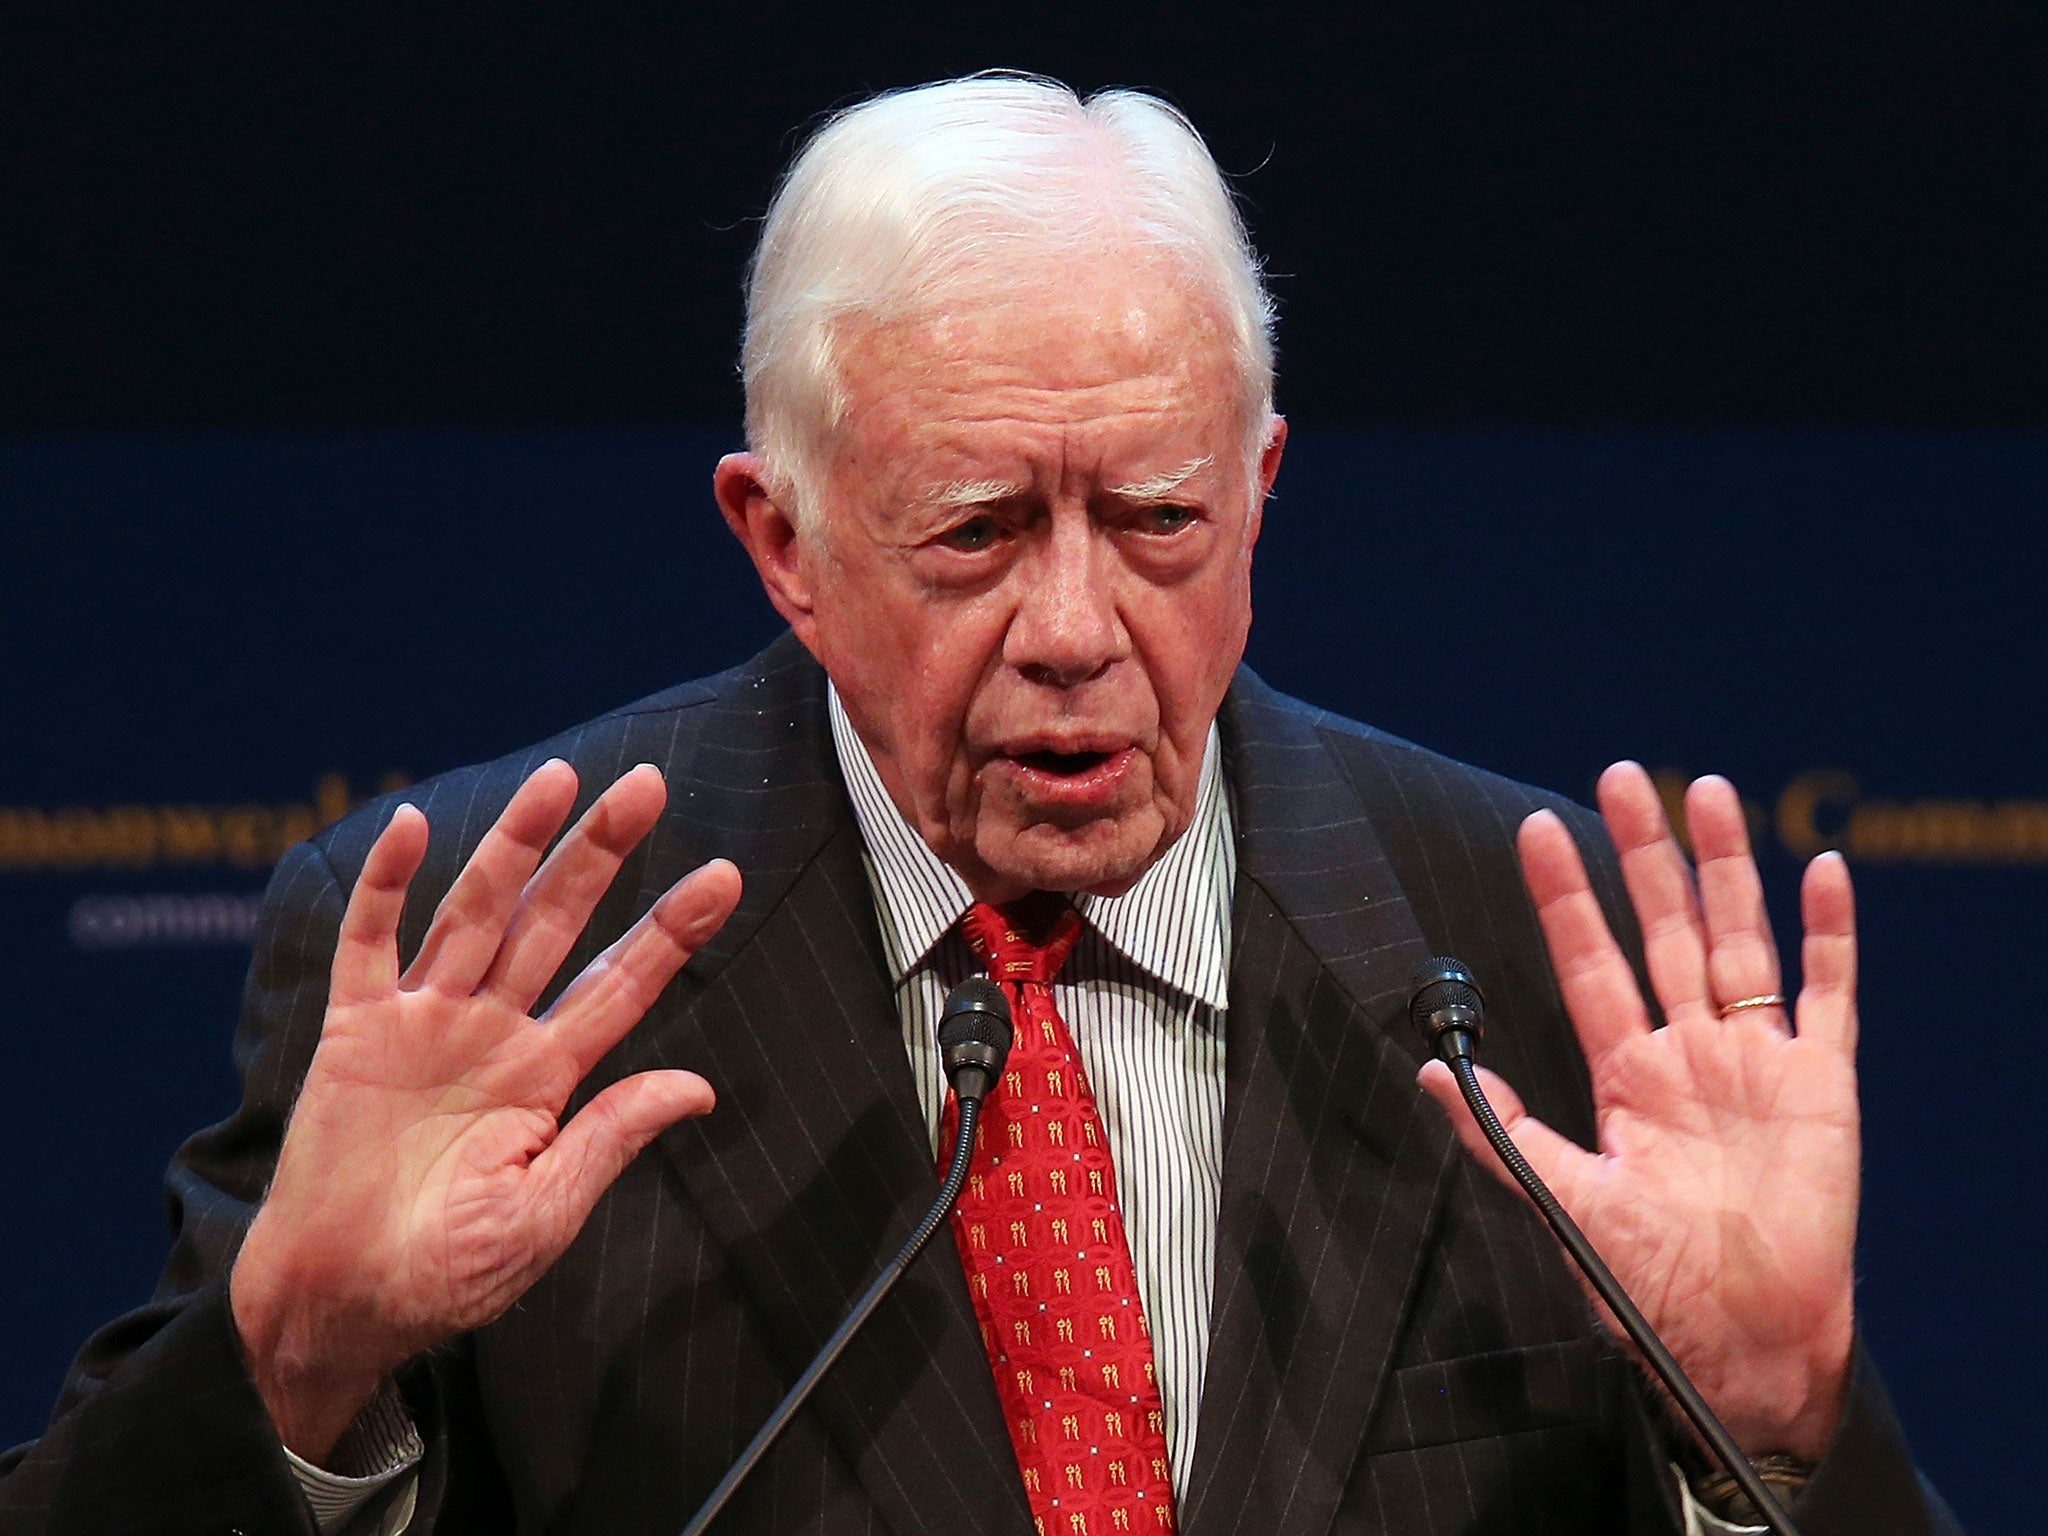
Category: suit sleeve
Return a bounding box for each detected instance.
[0,838,495,1536]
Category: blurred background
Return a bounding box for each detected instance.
[3,6,2041,1529]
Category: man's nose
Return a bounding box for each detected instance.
[1004,513,1128,688]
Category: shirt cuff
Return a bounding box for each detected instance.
[1674,1462,1768,1536]
[283,1376,425,1534]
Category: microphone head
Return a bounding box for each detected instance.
[1408,955,1485,1060]
[939,977,1014,1101]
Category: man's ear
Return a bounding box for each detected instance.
[714,453,819,647]
[1247,414,1287,548]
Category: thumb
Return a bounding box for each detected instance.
[1417,1058,1588,1203]
[532,1070,716,1246]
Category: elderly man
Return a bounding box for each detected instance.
[1,76,1954,1536]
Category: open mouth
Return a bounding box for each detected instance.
[1013,748,1114,776]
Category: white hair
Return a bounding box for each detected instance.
[740,73,1278,528]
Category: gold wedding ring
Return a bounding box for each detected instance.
[1717,993,1787,1018]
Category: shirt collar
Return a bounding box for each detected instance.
[827,685,1234,1010]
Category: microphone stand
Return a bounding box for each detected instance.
[678,1096,985,1536]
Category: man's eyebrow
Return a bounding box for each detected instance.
[1106,456,1214,501]
[926,477,1027,509]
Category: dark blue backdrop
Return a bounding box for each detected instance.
[3,427,2040,1530]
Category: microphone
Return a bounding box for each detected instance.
[1408,955,1483,1063]
[939,975,1012,1102]
[1409,958,1805,1536]
[679,979,1013,1536]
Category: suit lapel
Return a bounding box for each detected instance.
[610,637,1032,1536]
[1180,672,1461,1536]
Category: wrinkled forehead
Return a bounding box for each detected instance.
[828,252,1250,445]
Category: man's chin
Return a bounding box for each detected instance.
[971,813,1169,899]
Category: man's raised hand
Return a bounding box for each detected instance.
[229,760,742,1462]
[1417,762,1860,1462]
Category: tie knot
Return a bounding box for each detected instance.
[963,898,1083,987]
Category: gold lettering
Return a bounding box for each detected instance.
[315,772,352,827]
[217,808,271,867]
[158,807,221,863]
[100,807,160,866]
[275,803,318,850]
[47,808,102,867]
[1778,771,1858,859]
[0,810,45,869]
[1996,800,2048,857]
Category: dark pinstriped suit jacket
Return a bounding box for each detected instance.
[2,633,1955,1536]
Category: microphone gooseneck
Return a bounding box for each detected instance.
[1409,956,1805,1536]
[678,980,1014,1536]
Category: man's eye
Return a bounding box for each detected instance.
[1141,505,1197,534]
[939,515,1000,552]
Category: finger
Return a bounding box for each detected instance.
[544,859,744,1073]
[402,759,580,997]
[1686,775,1789,1032]
[479,763,668,1013]
[329,804,430,1008]
[1417,1058,1597,1207]
[1519,807,1653,1070]
[1797,851,1859,1058]
[1597,762,1715,1025]
[530,1069,717,1247]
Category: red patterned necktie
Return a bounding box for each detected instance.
[943,898,1178,1536]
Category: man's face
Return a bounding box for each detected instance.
[723,258,1284,902]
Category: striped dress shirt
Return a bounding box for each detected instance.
[826,688,1232,1500]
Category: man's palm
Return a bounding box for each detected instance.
[231,761,741,1461]
[1420,765,1858,1460]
